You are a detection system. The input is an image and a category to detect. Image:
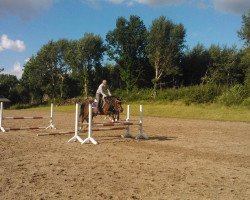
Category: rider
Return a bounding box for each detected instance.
[96,80,112,113]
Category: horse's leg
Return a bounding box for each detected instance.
[105,115,113,121]
[111,113,115,122]
[117,112,120,121]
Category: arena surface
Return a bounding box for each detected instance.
[0,109,249,199]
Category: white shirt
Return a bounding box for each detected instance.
[96,83,111,96]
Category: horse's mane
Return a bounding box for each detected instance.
[105,96,122,102]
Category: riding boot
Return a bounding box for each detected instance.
[97,102,102,114]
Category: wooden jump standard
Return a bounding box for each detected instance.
[0,102,56,132]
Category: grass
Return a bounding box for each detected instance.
[22,101,250,123]
[129,101,250,122]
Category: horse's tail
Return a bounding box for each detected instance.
[79,98,94,117]
[79,101,86,117]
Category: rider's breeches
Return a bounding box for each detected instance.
[96,93,103,111]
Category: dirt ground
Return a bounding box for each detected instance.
[0,108,249,200]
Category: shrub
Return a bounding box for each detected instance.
[217,84,249,106]
[242,97,250,108]
[157,84,223,104]
[183,84,224,104]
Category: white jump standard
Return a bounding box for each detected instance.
[68,103,86,144]
[80,103,148,145]
[37,103,148,144]
[81,103,98,145]
[135,105,148,140]
[121,105,133,138]
[0,102,56,132]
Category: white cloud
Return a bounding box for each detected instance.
[4,62,23,79]
[0,34,26,52]
[0,0,55,20]
[12,62,23,79]
[107,0,250,14]
[136,0,186,6]
[108,0,125,4]
[107,0,187,6]
[83,0,101,9]
[24,58,30,63]
[213,0,250,14]
[196,0,210,10]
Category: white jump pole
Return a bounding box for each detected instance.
[81,103,98,145]
[135,105,148,140]
[68,103,85,143]
[46,103,56,129]
[121,105,132,138]
[0,102,6,132]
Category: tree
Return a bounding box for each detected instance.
[238,9,250,47]
[240,48,250,91]
[0,68,3,73]
[35,40,68,101]
[21,56,46,103]
[203,45,244,85]
[0,74,19,102]
[238,9,250,91]
[65,33,105,96]
[147,16,186,97]
[182,44,210,86]
[21,40,69,102]
[106,15,152,92]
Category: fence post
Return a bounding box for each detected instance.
[0,102,6,132]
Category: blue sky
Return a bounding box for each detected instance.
[0,0,250,79]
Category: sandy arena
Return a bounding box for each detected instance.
[0,108,249,200]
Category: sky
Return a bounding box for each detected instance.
[0,0,250,79]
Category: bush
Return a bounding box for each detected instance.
[183,84,224,104]
[217,84,249,106]
[242,97,250,108]
[10,103,40,109]
[157,84,223,104]
[114,88,154,102]
[102,84,250,107]
[113,84,224,104]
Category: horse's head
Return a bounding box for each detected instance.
[103,96,123,113]
[114,98,123,113]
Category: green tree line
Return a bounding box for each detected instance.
[1,13,250,105]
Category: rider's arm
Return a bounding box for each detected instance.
[107,88,111,96]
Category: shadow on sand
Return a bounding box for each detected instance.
[148,135,177,141]
[96,134,177,142]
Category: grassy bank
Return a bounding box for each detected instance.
[28,102,250,123]
[129,102,250,122]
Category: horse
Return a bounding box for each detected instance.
[79,96,123,125]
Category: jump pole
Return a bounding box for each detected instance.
[121,105,132,138]
[0,102,5,132]
[0,103,55,132]
[68,103,85,143]
[135,105,148,139]
[81,103,98,145]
